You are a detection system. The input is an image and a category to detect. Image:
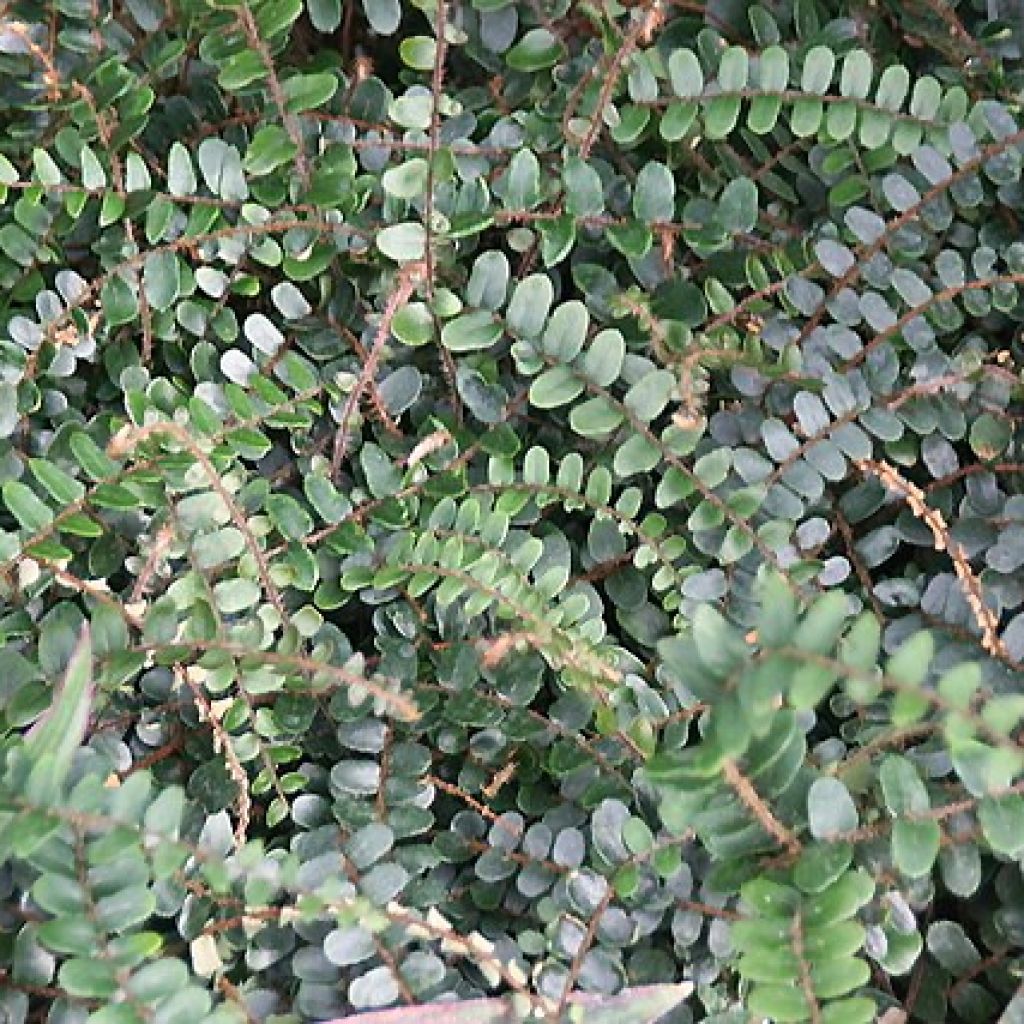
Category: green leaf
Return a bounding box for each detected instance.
[792,592,849,655]
[506,149,541,210]
[704,95,742,139]
[377,222,427,262]
[812,957,871,1000]
[808,777,858,838]
[308,0,342,31]
[167,143,195,196]
[219,50,267,90]
[818,998,878,1024]
[143,251,181,312]
[718,46,749,90]
[563,156,605,216]
[506,274,554,338]
[661,102,698,140]
[0,153,17,185]
[362,0,400,33]
[95,885,158,933]
[25,626,93,803]
[542,301,589,361]
[390,93,433,129]
[284,71,338,112]
[197,138,248,202]
[3,481,54,532]
[506,28,564,72]
[892,819,940,877]
[80,146,106,189]
[634,162,675,223]
[979,794,1024,856]
[126,959,189,1001]
[102,275,139,325]
[840,49,873,99]
[467,251,510,310]
[29,460,85,504]
[381,158,429,199]
[580,329,625,386]
[879,756,930,815]
[571,396,624,436]
[244,126,298,176]
[875,64,909,110]
[441,311,502,352]
[32,147,62,185]
[69,433,118,480]
[886,631,933,686]
[623,370,674,422]
[0,223,39,265]
[58,958,118,999]
[950,739,1020,797]
[718,177,758,233]
[393,302,434,346]
[668,49,704,97]
[970,413,1011,460]
[801,45,835,94]
[926,921,980,979]
[0,382,18,437]
[613,434,661,476]
[399,35,436,70]
[748,984,811,1023]
[530,366,584,408]
[803,871,874,928]
[267,493,314,539]
[37,917,97,957]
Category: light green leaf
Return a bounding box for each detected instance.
[381,158,429,199]
[197,138,248,202]
[580,329,625,387]
[571,396,623,436]
[506,149,541,210]
[979,794,1024,856]
[801,45,835,94]
[143,251,181,312]
[393,302,434,346]
[633,162,675,223]
[840,49,873,99]
[718,46,749,90]
[377,222,427,262]
[399,35,436,70]
[892,819,940,877]
[362,0,400,34]
[542,301,589,361]
[623,370,674,422]
[879,756,930,815]
[80,146,106,189]
[506,274,554,338]
[530,365,584,408]
[668,49,703,97]
[308,0,342,31]
[875,64,910,110]
[563,156,604,216]
[718,177,758,233]
[808,778,858,838]
[284,71,338,112]
[441,311,502,352]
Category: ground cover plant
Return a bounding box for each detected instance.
[1,0,1024,1021]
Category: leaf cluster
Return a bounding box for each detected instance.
[1,1,1024,1023]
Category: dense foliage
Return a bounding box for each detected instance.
[2,0,1024,1021]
